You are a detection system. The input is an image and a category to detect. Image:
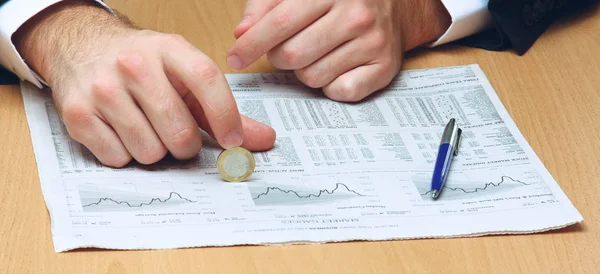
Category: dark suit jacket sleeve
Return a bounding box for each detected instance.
[456,0,599,55]
[0,66,18,85]
[0,0,18,84]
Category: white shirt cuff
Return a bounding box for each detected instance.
[0,0,115,88]
[429,0,493,47]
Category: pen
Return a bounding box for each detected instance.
[430,118,462,199]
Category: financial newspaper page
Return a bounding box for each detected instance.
[21,64,583,252]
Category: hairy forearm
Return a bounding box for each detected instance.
[12,0,135,86]
[399,0,451,50]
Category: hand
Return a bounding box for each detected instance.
[13,1,276,167]
[227,0,451,102]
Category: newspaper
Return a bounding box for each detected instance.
[21,64,583,252]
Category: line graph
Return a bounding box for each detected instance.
[420,176,530,196]
[82,192,196,208]
[411,167,544,201]
[77,180,206,212]
[253,183,364,200]
[248,175,371,206]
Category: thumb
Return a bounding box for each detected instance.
[234,0,283,39]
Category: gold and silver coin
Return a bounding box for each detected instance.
[217,147,256,182]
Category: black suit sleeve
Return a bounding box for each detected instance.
[0,0,18,84]
[0,66,19,85]
[456,0,599,55]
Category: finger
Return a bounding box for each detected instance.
[227,0,333,70]
[323,63,397,102]
[239,114,277,151]
[183,91,276,151]
[182,90,215,137]
[165,63,214,139]
[117,51,203,160]
[162,36,244,149]
[267,4,371,70]
[60,101,132,167]
[91,82,167,165]
[234,0,283,39]
[294,38,371,89]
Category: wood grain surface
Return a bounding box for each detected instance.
[1,1,599,273]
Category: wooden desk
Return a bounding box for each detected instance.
[1,1,599,273]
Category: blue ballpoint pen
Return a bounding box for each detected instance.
[430,118,462,199]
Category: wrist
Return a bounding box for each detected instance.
[398,0,451,51]
[12,0,134,86]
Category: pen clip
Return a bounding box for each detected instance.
[441,118,462,156]
[453,128,462,156]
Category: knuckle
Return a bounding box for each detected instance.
[370,30,387,50]
[267,43,301,70]
[295,68,322,88]
[163,33,187,45]
[273,10,293,31]
[328,80,363,102]
[157,33,192,52]
[116,51,146,79]
[348,7,375,31]
[153,96,174,117]
[103,153,132,168]
[60,100,95,140]
[381,60,395,73]
[378,56,399,77]
[137,145,167,165]
[170,127,198,150]
[338,81,359,101]
[277,44,300,67]
[189,60,220,85]
[342,90,364,103]
[91,82,121,107]
[213,104,236,123]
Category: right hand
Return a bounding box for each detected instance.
[228,0,451,102]
[14,2,276,167]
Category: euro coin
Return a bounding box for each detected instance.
[217,147,256,182]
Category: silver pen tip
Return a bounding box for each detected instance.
[431,190,439,199]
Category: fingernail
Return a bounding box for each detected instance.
[223,131,243,148]
[227,54,242,70]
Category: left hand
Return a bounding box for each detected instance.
[227,0,451,102]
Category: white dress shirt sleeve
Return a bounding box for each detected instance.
[429,0,493,47]
[0,0,115,88]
